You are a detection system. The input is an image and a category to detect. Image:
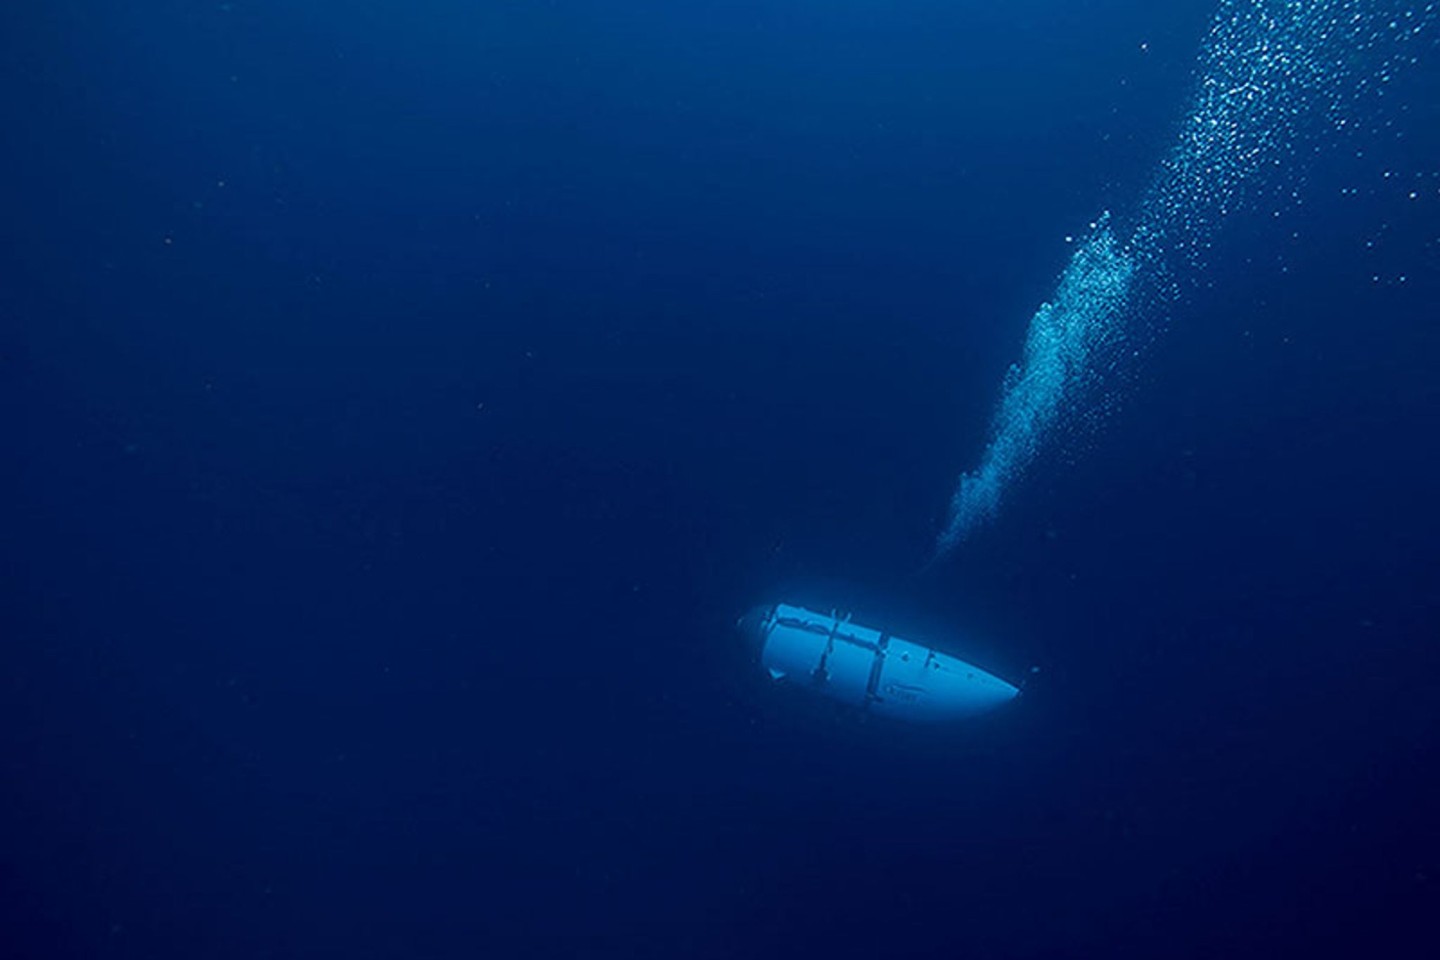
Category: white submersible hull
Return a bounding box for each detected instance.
[741,604,1019,722]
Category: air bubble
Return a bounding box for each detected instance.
[934,0,1435,559]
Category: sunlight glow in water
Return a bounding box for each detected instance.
[934,0,1434,559]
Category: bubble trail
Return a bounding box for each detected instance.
[933,0,1434,560]
[934,216,1134,560]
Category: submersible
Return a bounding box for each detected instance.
[739,604,1019,721]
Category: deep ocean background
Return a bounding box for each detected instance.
[3,2,1438,957]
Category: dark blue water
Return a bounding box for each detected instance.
[3,2,1437,957]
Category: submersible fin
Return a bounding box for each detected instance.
[739,604,1019,721]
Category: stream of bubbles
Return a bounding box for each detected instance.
[934,0,1434,560]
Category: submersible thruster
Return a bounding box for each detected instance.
[740,604,1019,722]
